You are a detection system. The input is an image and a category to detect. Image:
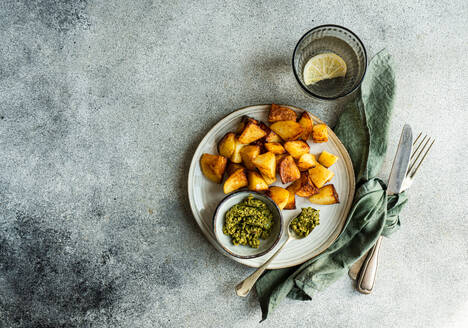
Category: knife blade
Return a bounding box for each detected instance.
[387,124,413,195]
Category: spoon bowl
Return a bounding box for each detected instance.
[286,219,302,241]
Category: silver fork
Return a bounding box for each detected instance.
[400,132,435,192]
[350,132,435,293]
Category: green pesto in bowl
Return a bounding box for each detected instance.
[291,207,320,238]
[222,195,274,248]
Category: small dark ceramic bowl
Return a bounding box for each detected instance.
[213,191,283,259]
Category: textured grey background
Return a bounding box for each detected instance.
[0,0,467,327]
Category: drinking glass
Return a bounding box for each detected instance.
[292,25,367,101]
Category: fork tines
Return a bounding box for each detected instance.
[407,132,434,179]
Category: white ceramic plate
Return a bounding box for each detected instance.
[187,104,355,269]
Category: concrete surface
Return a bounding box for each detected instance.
[0,0,467,327]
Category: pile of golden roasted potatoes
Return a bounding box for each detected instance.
[200,104,340,210]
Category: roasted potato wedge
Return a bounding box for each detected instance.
[318,151,338,167]
[264,142,285,155]
[312,124,328,143]
[258,121,270,133]
[298,111,313,140]
[230,138,245,163]
[286,179,299,193]
[275,154,288,172]
[247,171,269,192]
[259,122,282,143]
[226,163,245,177]
[238,121,267,144]
[223,168,248,194]
[289,172,318,197]
[266,186,289,210]
[200,153,227,183]
[297,153,317,171]
[284,140,310,159]
[278,155,301,184]
[308,164,334,188]
[268,104,298,122]
[265,130,282,143]
[261,174,276,185]
[218,132,236,158]
[270,120,303,141]
[240,145,261,170]
[250,139,266,153]
[308,184,339,205]
[252,151,276,181]
[284,186,296,210]
[237,116,259,133]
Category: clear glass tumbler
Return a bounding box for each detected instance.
[292,25,367,101]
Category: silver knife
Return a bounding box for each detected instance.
[387,124,413,195]
[355,124,413,293]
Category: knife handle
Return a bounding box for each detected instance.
[357,236,382,294]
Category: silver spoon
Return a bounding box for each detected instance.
[235,218,305,297]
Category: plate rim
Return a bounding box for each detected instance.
[187,104,355,268]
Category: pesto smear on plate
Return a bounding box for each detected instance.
[223,195,274,248]
[291,207,320,238]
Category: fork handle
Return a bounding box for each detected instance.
[357,236,382,294]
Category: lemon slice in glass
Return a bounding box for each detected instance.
[303,53,347,85]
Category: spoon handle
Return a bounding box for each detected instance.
[235,237,291,297]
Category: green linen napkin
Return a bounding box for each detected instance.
[255,50,408,321]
